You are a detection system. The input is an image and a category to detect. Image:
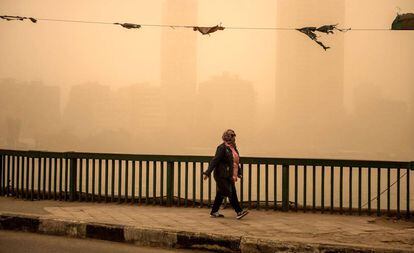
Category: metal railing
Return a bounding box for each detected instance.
[0,149,412,218]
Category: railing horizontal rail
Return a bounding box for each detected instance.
[0,149,410,168]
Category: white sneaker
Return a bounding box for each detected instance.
[210,212,225,218]
[236,210,249,220]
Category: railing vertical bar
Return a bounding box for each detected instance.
[152,161,157,205]
[111,159,115,202]
[294,165,298,211]
[53,157,57,200]
[48,158,52,199]
[118,160,122,203]
[85,159,89,202]
[16,156,21,198]
[312,166,316,211]
[303,165,307,212]
[397,168,401,218]
[265,163,269,210]
[5,155,10,196]
[257,163,261,210]
[15,156,19,196]
[14,156,17,196]
[92,159,96,202]
[240,163,243,209]
[145,161,149,205]
[18,155,21,198]
[200,163,204,208]
[377,167,381,216]
[98,159,102,202]
[1,155,5,196]
[321,166,325,213]
[3,155,7,196]
[160,161,164,205]
[330,166,334,213]
[349,167,353,214]
[59,158,63,200]
[105,159,109,202]
[78,158,82,201]
[41,157,46,200]
[177,161,181,206]
[406,167,410,219]
[177,162,181,207]
[208,168,212,207]
[0,154,3,196]
[274,164,277,210]
[125,160,129,203]
[31,157,34,200]
[387,168,390,216]
[26,156,30,199]
[11,155,15,196]
[185,162,188,207]
[340,166,343,214]
[248,163,252,208]
[131,160,136,204]
[139,160,142,204]
[368,167,372,215]
[37,157,41,200]
[65,158,69,201]
[193,162,196,208]
[358,167,362,215]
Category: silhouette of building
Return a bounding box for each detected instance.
[63,83,112,139]
[275,0,346,153]
[351,83,411,159]
[195,73,257,150]
[115,83,165,137]
[0,79,60,149]
[161,0,198,153]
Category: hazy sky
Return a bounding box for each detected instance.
[1,0,413,101]
[1,0,413,159]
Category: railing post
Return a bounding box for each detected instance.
[166,161,174,206]
[408,162,413,219]
[0,154,3,196]
[68,153,77,201]
[282,164,290,211]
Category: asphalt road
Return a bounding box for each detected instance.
[0,230,208,253]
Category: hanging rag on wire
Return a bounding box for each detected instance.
[0,15,37,23]
[297,24,350,51]
[391,13,414,30]
[114,22,141,29]
[193,24,225,35]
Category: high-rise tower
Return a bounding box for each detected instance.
[160,1,198,153]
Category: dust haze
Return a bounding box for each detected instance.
[0,0,413,160]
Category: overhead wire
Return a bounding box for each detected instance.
[2,15,407,31]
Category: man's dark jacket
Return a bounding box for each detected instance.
[203,143,242,196]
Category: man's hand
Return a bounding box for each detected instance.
[203,174,209,180]
[232,176,237,182]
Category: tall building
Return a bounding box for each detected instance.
[160,1,198,153]
[194,73,257,151]
[275,0,346,153]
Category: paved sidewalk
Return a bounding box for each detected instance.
[0,197,413,252]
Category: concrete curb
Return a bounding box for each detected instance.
[0,213,412,253]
